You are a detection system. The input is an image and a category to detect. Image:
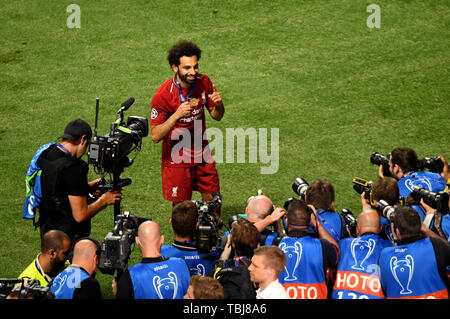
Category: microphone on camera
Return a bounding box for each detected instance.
[117,97,135,114]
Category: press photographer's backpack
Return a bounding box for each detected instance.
[212,258,256,299]
[23,143,56,222]
[22,143,78,226]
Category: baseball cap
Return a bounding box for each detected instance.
[60,119,92,141]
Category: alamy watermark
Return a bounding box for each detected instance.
[170,120,279,175]
[367,4,381,29]
[66,4,81,29]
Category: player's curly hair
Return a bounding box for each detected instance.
[167,40,202,67]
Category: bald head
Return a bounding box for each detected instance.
[246,195,273,222]
[71,239,99,275]
[136,221,164,258]
[73,239,98,261]
[356,210,381,236]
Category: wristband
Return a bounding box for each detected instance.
[265,214,274,224]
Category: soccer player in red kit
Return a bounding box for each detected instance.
[150,41,224,212]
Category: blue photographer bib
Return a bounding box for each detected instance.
[128,257,190,299]
[50,265,90,299]
[332,234,392,299]
[278,236,328,299]
[397,171,446,198]
[379,237,449,299]
[161,241,220,276]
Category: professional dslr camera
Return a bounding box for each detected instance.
[0,278,54,300]
[284,177,309,210]
[292,177,309,200]
[376,200,396,222]
[99,212,151,275]
[410,186,449,214]
[88,97,148,191]
[371,152,444,175]
[422,157,444,174]
[370,152,391,177]
[340,209,357,237]
[193,192,223,253]
[352,177,375,206]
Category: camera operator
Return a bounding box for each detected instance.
[161,201,221,276]
[305,178,347,242]
[49,238,103,299]
[115,221,190,299]
[19,230,71,287]
[379,206,450,299]
[331,210,392,299]
[37,119,122,241]
[278,199,339,299]
[380,147,447,201]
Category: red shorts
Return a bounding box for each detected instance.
[161,162,220,202]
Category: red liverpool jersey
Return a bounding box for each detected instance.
[151,74,215,167]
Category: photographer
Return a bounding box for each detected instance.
[418,156,450,242]
[49,238,103,299]
[331,210,392,299]
[115,221,190,299]
[379,206,450,299]
[161,201,221,276]
[380,147,447,201]
[361,176,402,241]
[37,119,122,241]
[19,230,71,287]
[278,199,339,299]
[305,179,347,242]
[211,219,259,299]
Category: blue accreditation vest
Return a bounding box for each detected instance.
[278,235,328,299]
[128,257,190,299]
[332,234,392,299]
[379,237,449,299]
[161,241,220,276]
[50,265,90,299]
[309,210,345,242]
[398,171,446,198]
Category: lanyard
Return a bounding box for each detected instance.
[174,74,196,103]
[58,143,72,157]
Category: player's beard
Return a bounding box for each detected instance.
[177,70,197,86]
